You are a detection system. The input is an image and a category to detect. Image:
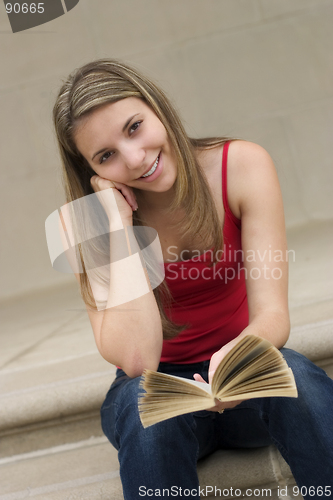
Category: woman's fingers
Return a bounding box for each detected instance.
[113,182,138,211]
[90,175,115,192]
[212,399,243,412]
[90,176,138,212]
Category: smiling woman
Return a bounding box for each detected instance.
[53,59,223,341]
[52,59,333,500]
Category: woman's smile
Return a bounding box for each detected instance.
[138,152,163,182]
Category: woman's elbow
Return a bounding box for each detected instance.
[122,349,160,378]
[98,345,160,379]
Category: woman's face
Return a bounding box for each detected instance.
[74,97,177,194]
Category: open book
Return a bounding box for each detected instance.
[138,335,298,428]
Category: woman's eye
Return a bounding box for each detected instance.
[129,121,142,134]
[99,151,113,164]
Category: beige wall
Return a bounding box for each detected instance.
[1,0,332,300]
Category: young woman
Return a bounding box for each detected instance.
[53,59,333,499]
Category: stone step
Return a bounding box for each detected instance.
[1,305,332,441]
[0,324,331,499]
[0,435,304,500]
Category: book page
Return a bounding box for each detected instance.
[141,371,212,396]
[139,371,215,428]
[212,335,272,394]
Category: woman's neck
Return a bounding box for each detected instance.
[136,185,176,212]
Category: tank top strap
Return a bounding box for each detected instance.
[222,140,241,227]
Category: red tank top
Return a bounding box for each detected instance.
[160,141,249,363]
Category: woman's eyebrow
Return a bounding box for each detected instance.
[91,113,140,161]
[122,113,140,132]
[92,147,108,161]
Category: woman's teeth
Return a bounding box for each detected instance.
[141,155,159,178]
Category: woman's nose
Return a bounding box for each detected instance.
[122,147,146,170]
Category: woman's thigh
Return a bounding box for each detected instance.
[100,362,272,458]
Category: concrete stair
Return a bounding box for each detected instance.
[0,220,332,499]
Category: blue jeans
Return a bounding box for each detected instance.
[100,348,333,499]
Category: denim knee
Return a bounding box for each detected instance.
[102,374,200,460]
[280,347,331,397]
[100,375,143,449]
[116,377,196,436]
[271,347,333,425]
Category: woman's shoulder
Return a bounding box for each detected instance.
[196,139,272,174]
[228,140,280,220]
[227,140,274,169]
[198,140,278,220]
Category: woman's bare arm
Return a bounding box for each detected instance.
[195,141,290,406]
[85,282,163,378]
[62,178,163,378]
[231,140,290,348]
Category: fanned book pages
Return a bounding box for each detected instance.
[138,335,298,428]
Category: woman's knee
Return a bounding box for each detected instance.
[114,375,143,407]
[281,348,328,385]
[100,375,143,448]
[101,374,200,458]
[116,381,198,459]
[280,347,333,406]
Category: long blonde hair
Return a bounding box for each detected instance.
[53,59,229,339]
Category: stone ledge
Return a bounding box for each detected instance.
[198,446,291,491]
[0,411,103,459]
[287,317,333,361]
[3,357,330,499]
[0,438,295,500]
[1,322,332,436]
[0,369,113,432]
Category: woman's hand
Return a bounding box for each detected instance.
[193,336,244,412]
[90,175,138,225]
